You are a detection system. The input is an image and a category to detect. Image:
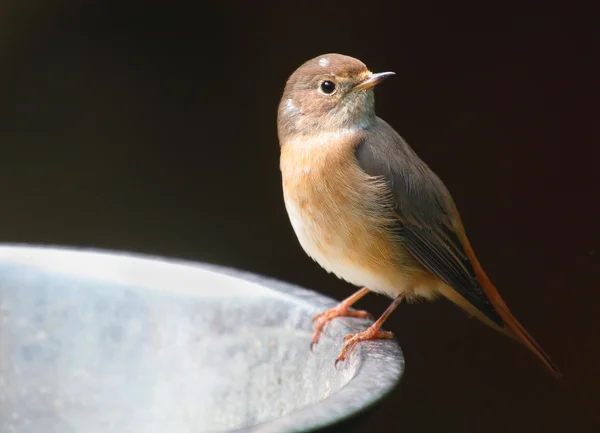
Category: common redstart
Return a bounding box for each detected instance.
[277,53,560,378]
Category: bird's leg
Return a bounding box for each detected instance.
[335,293,406,367]
[311,287,372,351]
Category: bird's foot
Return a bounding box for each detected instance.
[334,325,394,368]
[310,304,372,352]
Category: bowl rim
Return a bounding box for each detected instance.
[0,243,404,433]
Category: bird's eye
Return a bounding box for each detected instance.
[319,80,336,94]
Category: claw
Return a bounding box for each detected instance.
[334,357,343,370]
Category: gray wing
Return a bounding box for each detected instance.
[355,118,502,326]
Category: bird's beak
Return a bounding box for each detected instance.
[353,71,395,91]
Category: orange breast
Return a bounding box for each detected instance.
[280,131,422,298]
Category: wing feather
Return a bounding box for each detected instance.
[355,118,503,326]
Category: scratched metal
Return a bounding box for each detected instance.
[0,245,404,433]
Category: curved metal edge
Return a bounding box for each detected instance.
[0,243,405,433]
[193,260,405,433]
[235,345,404,433]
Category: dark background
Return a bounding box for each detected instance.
[1,1,598,432]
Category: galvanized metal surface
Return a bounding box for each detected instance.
[0,245,403,433]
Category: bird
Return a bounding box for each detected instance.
[276,53,561,378]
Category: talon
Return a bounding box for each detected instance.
[334,357,344,369]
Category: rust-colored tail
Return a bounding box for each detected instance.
[488,290,562,378]
[457,227,562,379]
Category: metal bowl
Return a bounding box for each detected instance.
[0,244,404,433]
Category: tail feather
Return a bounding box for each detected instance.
[456,225,562,379]
[490,293,562,379]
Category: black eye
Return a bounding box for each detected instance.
[320,80,336,94]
